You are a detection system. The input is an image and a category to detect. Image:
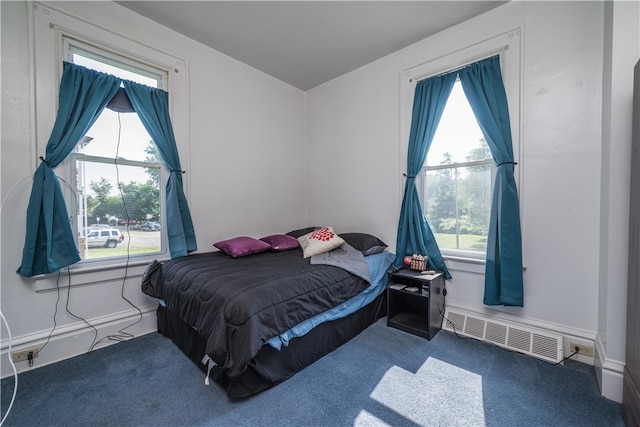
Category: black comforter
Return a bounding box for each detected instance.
[141,248,369,378]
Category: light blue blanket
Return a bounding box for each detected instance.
[267,250,395,350]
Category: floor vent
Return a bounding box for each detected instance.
[442,307,563,364]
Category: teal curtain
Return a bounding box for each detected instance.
[17,63,121,277]
[17,63,198,276]
[123,81,197,257]
[395,73,457,279]
[459,56,524,306]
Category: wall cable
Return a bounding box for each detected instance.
[0,174,44,425]
[87,111,143,352]
[31,270,62,359]
[62,268,100,351]
[0,171,88,424]
[0,312,18,426]
[0,124,139,421]
[112,111,143,339]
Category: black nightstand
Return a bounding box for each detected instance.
[387,268,446,340]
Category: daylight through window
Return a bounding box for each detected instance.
[65,38,167,262]
[423,79,494,255]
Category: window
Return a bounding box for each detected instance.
[29,4,188,288]
[400,29,521,267]
[64,37,167,262]
[422,80,494,256]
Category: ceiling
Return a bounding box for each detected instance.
[116,1,507,91]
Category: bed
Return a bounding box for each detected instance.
[141,228,394,398]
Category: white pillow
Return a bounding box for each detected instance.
[297,227,345,258]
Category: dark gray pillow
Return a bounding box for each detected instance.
[339,233,387,256]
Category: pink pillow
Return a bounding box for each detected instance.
[213,236,271,258]
[260,234,300,252]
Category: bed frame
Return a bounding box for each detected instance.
[156,293,385,399]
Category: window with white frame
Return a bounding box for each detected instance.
[423,79,494,255]
[64,37,167,262]
[30,4,188,288]
[401,29,521,264]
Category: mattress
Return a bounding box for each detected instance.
[142,234,395,397]
[142,246,392,378]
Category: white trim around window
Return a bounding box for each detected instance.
[29,2,189,282]
[399,28,522,272]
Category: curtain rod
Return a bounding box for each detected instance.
[411,45,508,83]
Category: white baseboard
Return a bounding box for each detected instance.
[1,305,158,379]
[594,334,625,403]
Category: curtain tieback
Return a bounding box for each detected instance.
[39,156,52,167]
[497,161,518,167]
[403,173,416,178]
[170,169,186,174]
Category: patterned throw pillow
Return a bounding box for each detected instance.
[297,227,345,258]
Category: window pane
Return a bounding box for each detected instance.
[426,80,489,166]
[61,37,169,264]
[72,53,160,87]
[424,163,491,252]
[78,109,154,162]
[71,49,161,162]
[75,160,161,260]
[422,79,493,255]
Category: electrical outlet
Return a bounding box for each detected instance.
[12,347,39,363]
[570,342,594,357]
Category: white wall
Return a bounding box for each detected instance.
[2,0,637,404]
[1,0,306,376]
[597,0,640,402]
[306,0,637,401]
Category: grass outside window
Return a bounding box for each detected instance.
[434,233,487,252]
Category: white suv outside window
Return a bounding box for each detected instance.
[86,229,124,248]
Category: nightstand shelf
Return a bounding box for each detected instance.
[387,269,446,340]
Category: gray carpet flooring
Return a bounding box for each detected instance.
[0,318,624,426]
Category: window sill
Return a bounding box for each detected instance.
[443,255,486,275]
[442,255,527,275]
[33,257,169,292]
